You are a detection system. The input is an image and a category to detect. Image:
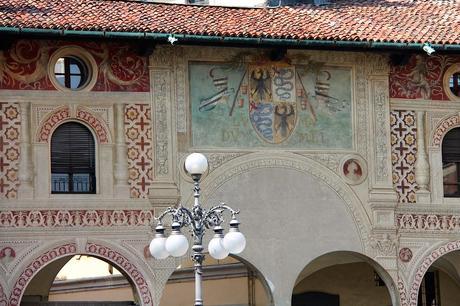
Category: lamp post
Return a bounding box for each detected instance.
[149,153,246,306]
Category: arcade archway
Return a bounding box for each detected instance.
[292,251,395,306]
[414,250,460,306]
[159,255,273,306]
[21,255,138,305]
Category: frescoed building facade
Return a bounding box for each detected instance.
[2,0,460,305]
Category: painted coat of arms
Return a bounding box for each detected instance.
[190,59,352,149]
[248,65,297,144]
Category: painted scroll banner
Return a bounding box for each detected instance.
[190,62,352,149]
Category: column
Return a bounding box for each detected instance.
[415,111,430,203]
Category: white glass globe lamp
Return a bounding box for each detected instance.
[223,219,246,254]
[165,222,189,257]
[184,153,208,176]
[208,226,229,260]
[149,224,169,260]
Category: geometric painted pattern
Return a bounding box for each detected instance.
[390,110,417,203]
[398,213,460,231]
[36,106,110,144]
[0,209,155,227]
[36,106,70,142]
[125,104,153,199]
[0,103,21,199]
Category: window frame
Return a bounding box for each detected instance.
[443,64,460,101]
[48,46,98,92]
[50,121,97,195]
[441,126,460,198]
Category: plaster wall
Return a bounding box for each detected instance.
[203,166,363,306]
[48,287,135,302]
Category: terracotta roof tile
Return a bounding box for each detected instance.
[1,0,460,45]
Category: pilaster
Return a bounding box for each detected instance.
[368,58,393,190]
[114,103,130,197]
[367,55,398,227]
[148,46,180,208]
[17,102,33,198]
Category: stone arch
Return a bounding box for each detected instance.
[193,152,373,306]
[430,113,460,148]
[0,282,7,306]
[36,105,111,144]
[407,240,460,306]
[292,251,399,306]
[428,113,460,202]
[397,276,409,306]
[8,240,154,306]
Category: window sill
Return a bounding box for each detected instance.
[442,197,460,205]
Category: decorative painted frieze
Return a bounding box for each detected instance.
[371,80,392,187]
[0,210,154,228]
[9,243,77,306]
[125,104,154,198]
[0,40,149,92]
[431,113,459,147]
[390,54,455,100]
[397,213,460,231]
[8,242,153,306]
[85,243,153,306]
[76,108,110,143]
[390,110,417,203]
[152,71,170,177]
[0,102,20,199]
[36,105,110,144]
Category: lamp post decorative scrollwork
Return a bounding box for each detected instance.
[149,153,246,306]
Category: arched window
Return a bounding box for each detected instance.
[442,127,460,197]
[51,122,96,194]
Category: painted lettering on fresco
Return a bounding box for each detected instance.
[190,62,352,149]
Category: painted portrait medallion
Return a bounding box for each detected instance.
[341,157,367,185]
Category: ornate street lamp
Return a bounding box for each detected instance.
[149,153,246,306]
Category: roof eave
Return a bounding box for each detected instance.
[0,27,456,52]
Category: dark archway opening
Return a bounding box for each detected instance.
[292,252,394,306]
[417,251,460,306]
